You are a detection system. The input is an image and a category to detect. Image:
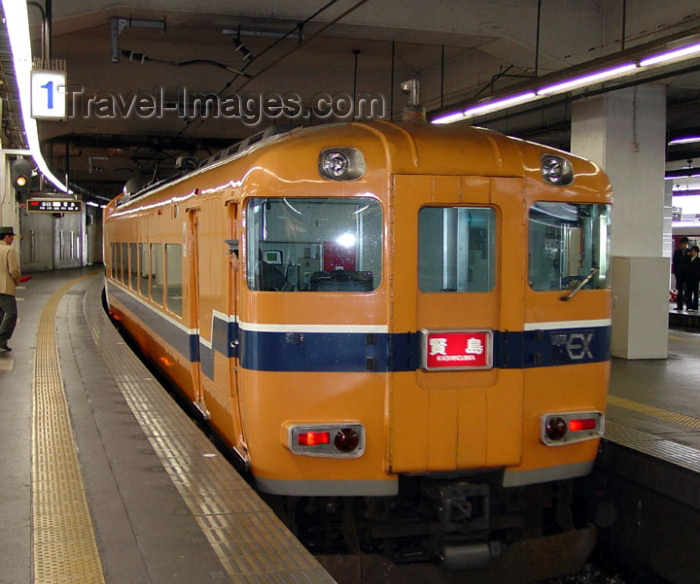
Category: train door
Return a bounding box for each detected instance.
[388,175,526,473]
[186,207,208,418]
[224,200,248,461]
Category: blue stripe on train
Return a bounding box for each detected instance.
[239,329,394,372]
[108,282,610,377]
[238,328,610,372]
[109,284,200,362]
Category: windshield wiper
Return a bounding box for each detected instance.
[560,267,599,302]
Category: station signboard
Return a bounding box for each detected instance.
[31,70,67,119]
[27,198,82,213]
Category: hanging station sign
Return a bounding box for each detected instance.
[31,70,67,120]
[27,198,82,213]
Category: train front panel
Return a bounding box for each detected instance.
[228,123,611,496]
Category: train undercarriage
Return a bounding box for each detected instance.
[265,472,597,584]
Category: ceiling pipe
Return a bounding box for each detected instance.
[27,1,50,65]
[440,45,445,108]
[535,0,541,77]
[401,79,426,121]
[621,0,627,51]
[352,49,360,115]
[390,41,395,120]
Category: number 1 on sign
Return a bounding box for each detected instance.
[31,70,66,119]
[41,80,54,109]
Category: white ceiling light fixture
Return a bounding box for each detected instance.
[432,110,469,125]
[431,36,700,126]
[536,63,637,96]
[433,92,539,125]
[463,91,539,117]
[2,0,71,193]
[668,136,700,146]
[639,41,700,67]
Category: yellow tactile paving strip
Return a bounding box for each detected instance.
[607,394,700,430]
[32,275,105,583]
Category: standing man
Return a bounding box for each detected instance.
[672,236,690,311]
[688,245,700,311]
[0,226,21,352]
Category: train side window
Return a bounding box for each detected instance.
[129,243,138,289]
[111,242,119,280]
[121,243,129,285]
[528,203,611,291]
[138,243,149,297]
[246,197,382,292]
[165,243,183,316]
[418,207,495,293]
[151,243,164,305]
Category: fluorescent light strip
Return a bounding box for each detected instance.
[639,41,700,67]
[432,38,700,126]
[536,63,637,96]
[672,187,700,193]
[2,0,71,193]
[668,136,700,146]
[463,91,538,118]
[432,110,469,125]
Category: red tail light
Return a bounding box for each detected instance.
[286,423,365,458]
[297,431,331,446]
[569,418,597,432]
[541,411,604,446]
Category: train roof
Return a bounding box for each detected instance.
[113,121,609,208]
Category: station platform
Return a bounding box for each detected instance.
[0,268,334,584]
[598,320,700,584]
[608,326,700,454]
[668,306,700,331]
[2,267,700,584]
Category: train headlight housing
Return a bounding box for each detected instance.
[286,423,365,457]
[318,148,365,180]
[541,411,604,445]
[541,154,574,186]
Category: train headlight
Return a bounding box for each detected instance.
[318,148,365,180]
[541,411,604,445]
[285,423,365,457]
[540,154,574,186]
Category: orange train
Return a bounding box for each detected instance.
[104,120,612,573]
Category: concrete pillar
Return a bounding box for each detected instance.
[571,85,669,359]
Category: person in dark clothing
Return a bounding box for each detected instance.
[673,237,690,310]
[687,245,700,311]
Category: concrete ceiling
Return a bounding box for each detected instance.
[3,0,700,201]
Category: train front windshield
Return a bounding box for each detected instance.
[528,202,611,291]
[246,197,383,292]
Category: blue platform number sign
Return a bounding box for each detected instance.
[31,70,67,119]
